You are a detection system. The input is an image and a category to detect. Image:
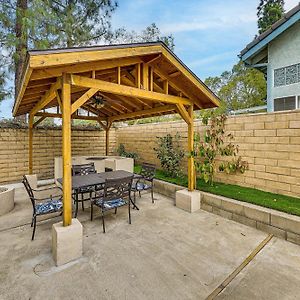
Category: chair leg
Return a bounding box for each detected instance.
[102,210,106,233]
[81,193,85,211]
[151,188,154,203]
[128,199,131,224]
[31,216,37,241]
[75,199,78,218]
[139,190,141,198]
[90,203,93,221]
[114,207,117,214]
[31,216,34,227]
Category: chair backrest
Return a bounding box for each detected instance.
[72,163,96,176]
[140,163,156,181]
[22,175,35,209]
[103,176,133,202]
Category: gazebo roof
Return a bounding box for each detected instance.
[13,42,220,121]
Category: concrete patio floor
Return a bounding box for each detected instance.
[1,187,300,300]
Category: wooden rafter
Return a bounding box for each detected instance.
[30,79,61,115]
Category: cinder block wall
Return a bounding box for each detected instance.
[0,127,116,184]
[116,110,300,198]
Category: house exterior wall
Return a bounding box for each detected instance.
[268,21,300,111]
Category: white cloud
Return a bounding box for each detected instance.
[188,51,235,68]
[286,0,299,10]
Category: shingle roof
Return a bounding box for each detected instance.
[240,3,300,57]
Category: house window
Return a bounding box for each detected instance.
[274,96,296,111]
[274,68,285,87]
[274,64,300,87]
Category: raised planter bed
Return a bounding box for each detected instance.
[0,187,15,216]
[154,179,300,246]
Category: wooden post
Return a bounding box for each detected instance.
[28,113,34,174]
[142,63,149,90]
[136,63,141,88]
[187,105,195,191]
[105,121,112,156]
[61,74,72,227]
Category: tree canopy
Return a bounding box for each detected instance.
[204,61,267,111]
[257,0,285,34]
[0,0,174,107]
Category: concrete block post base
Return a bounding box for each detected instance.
[175,189,201,213]
[52,218,83,267]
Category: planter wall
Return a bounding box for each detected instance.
[0,187,15,216]
[154,179,300,246]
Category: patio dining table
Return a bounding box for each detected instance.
[57,170,139,216]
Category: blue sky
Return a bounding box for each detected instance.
[0,0,298,118]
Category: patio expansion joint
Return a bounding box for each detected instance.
[205,234,273,300]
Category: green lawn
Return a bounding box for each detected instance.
[134,165,300,217]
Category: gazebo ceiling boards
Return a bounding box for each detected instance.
[13,42,219,120]
[14,42,220,226]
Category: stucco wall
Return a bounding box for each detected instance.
[117,110,300,198]
[268,21,300,110]
[0,127,116,184]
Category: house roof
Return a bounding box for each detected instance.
[13,42,220,121]
[240,3,300,62]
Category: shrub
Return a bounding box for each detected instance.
[154,133,184,177]
[117,144,139,160]
[193,111,248,185]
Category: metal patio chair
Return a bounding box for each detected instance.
[132,163,156,204]
[22,175,63,240]
[90,175,133,233]
[72,162,97,217]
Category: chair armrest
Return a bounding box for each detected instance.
[34,194,62,202]
[33,185,62,193]
[133,173,143,179]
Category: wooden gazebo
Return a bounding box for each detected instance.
[13,42,220,227]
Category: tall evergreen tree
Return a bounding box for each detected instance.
[0,0,119,99]
[257,0,285,34]
[113,23,175,50]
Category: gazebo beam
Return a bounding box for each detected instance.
[33,116,46,128]
[108,105,176,122]
[70,75,193,106]
[71,88,99,114]
[35,111,106,121]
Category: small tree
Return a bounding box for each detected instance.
[193,111,248,185]
[154,133,184,177]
